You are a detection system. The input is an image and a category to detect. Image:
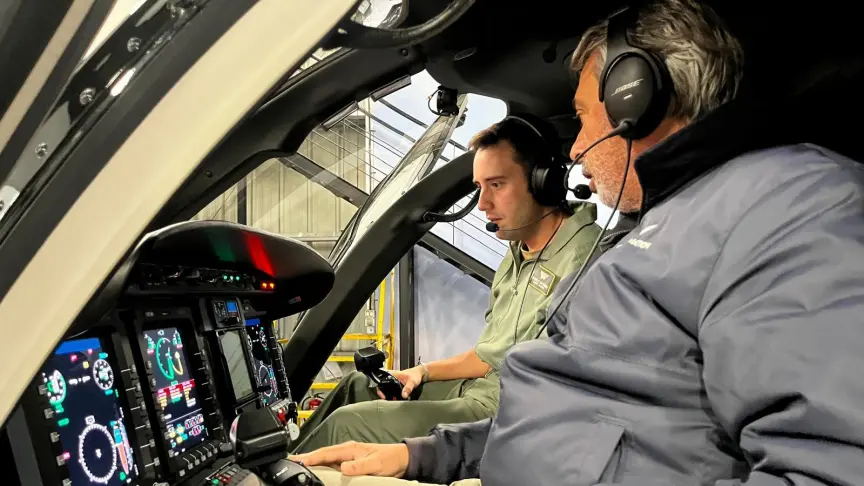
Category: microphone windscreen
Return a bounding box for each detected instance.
[572,184,591,200]
[485,222,499,232]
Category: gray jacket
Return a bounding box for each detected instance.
[404,100,864,485]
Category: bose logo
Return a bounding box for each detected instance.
[612,78,644,96]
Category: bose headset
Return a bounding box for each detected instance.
[499,115,569,207]
[599,5,672,140]
[504,4,673,214]
[535,4,674,338]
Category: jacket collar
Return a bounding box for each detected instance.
[634,96,805,215]
[508,201,598,263]
[567,211,639,273]
[600,212,639,251]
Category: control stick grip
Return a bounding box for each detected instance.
[259,459,324,486]
[230,408,324,485]
[353,346,404,400]
[367,369,404,400]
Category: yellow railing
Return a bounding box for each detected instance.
[291,271,397,425]
[298,410,314,421]
[389,270,396,367]
[310,382,337,390]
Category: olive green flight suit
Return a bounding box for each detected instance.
[290,203,601,454]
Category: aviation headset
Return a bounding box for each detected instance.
[599,5,672,140]
[511,5,672,214]
[499,115,568,207]
[535,5,675,339]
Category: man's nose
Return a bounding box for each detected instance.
[477,188,492,212]
[570,135,588,162]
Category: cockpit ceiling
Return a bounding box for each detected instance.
[404,0,861,122]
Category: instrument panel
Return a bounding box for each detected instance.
[4,221,332,486]
[8,296,297,486]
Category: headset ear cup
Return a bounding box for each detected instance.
[530,166,546,203]
[543,164,567,206]
[603,54,669,139]
[599,6,672,141]
[503,114,568,206]
[531,165,567,207]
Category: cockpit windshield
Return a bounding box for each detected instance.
[328,94,468,266]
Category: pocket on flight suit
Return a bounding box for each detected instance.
[573,418,626,484]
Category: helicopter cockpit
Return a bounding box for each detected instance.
[0,1,506,484]
[0,0,861,485]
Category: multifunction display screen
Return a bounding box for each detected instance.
[41,337,139,485]
[142,327,209,456]
[244,318,279,405]
[217,329,254,402]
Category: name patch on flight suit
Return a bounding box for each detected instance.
[528,265,557,295]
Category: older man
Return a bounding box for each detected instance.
[294,1,864,485]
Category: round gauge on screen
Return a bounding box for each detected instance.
[258,365,273,397]
[78,422,118,484]
[43,370,67,405]
[92,359,114,391]
[155,337,185,381]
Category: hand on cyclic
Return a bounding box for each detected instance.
[289,441,410,478]
[377,367,423,400]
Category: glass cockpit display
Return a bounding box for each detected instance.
[142,327,209,456]
[217,330,254,402]
[244,318,279,405]
[40,337,139,485]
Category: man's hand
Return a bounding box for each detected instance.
[289,441,410,478]
[377,367,423,400]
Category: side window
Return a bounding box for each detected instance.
[195,61,508,414]
[193,110,369,255]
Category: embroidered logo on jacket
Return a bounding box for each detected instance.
[627,238,653,249]
[529,265,557,295]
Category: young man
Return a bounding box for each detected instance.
[289,115,602,453]
[293,1,864,485]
